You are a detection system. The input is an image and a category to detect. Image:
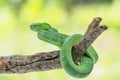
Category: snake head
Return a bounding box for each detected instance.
[30,23,58,32]
[30,23,51,32]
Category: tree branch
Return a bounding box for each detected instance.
[0,17,108,74]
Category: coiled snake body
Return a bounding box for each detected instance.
[30,23,98,78]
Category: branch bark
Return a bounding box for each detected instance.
[0,17,108,74]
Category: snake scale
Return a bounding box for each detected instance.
[30,23,98,78]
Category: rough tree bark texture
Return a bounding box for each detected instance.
[0,17,108,74]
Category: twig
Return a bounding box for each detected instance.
[0,17,108,73]
[72,17,108,63]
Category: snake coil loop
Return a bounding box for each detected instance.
[30,23,98,78]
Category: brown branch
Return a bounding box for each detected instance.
[72,17,108,63]
[0,17,108,74]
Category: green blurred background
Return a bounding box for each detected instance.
[0,0,120,80]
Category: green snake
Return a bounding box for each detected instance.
[30,23,98,78]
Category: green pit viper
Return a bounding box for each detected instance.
[30,23,98,78]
